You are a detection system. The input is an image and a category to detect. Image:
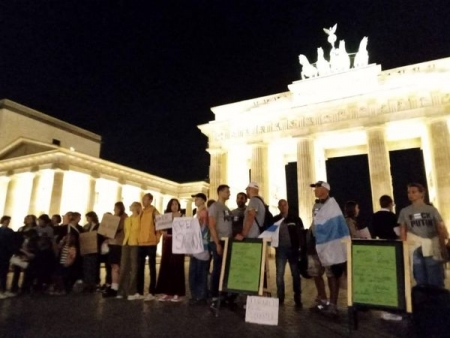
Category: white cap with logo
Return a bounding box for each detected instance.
[246,182,260,190]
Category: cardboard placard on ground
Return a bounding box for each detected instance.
[155,213,173,231]
[172,217,204,254]
[245,296,279,326]
[98,214,121,239]
[79,231,98,255]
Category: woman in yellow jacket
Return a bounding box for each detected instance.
[118,202,142,300]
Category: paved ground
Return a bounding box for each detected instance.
[0,259,448,338]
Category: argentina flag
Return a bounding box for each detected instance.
[314,198,350,266]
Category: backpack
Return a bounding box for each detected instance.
[253,196,274,233]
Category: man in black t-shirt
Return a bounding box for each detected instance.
[231,192,247,237]
[372,195,399,240]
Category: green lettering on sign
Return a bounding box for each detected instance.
[226,242,262,293]
[352,244,398,307]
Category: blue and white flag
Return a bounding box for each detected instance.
[258,218,283,248]
[314,198,350,266]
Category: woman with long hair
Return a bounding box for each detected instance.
[155,198,185,302]
[344,201,371,239]
[103,202,127,298]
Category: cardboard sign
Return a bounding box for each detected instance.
[79,231,98,255]
[245,296,279,326]
[155,213,173,231]
[98,214,121,239]
[172,217,204,254]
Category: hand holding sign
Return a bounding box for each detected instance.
[172,217,204,254]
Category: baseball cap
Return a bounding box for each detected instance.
[191,193,207,201]
[310,181,331,191]
[246,182,260,190]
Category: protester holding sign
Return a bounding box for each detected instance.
[155,199,185,302]
[188,193,210,305]
[208,184,232,310]
[273,199,304,307]
[119,202,142,300]
[399,183,449,287]
[103,202,127,298]
[81,211,100,293]
[137,193,161,301]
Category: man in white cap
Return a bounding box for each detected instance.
[235,182,266,240]
[307,181,349,317]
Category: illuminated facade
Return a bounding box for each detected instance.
[199,57,450,228]
[0,99,208,230]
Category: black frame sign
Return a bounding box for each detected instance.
[352,240,406,310]
[220,238,266,295]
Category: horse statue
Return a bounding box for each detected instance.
[299,54,318,79]
[316,47,331,76]
[353,36,369,68]
[337,40,350,71]
[323,23,337,49]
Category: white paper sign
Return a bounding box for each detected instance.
[155,213,173,231]
[172,217,204,254]
[98,214,121,239]
[245,296,279,326]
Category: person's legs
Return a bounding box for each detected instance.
[189,256,198,299]
[137,246,147,295]
[308,255,327,304]
[209,242,222,300]
[424,256,445,288]
[198,259,209,300]
[10,265,21,293]
[287,248,301,306]
[148,246,157,295]
[275,247,288,304]
[0,262,8,293]
[128,247,139,296]
[118,245,131,297]
[412,247,428,285]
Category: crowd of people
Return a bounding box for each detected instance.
[0,181,448,321]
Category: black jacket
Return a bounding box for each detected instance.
[273,213,304,250]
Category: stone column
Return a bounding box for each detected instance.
[185,199,193,217]
[28,169,42,215]
[296,138,315,227]
[116,183,123,202]
[49,169,65,216]
[366,127,393,211]
[3,174,17,217]
[86,174,99,212]
[208,150,227,198]
[251,144,269,202]
[427,119,450,228]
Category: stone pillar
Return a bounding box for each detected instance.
[208,150,227,198]
[49,169,65,216]
[251,144,269,202]
[427,119,450,229]
[28,170,42,215]
[296,138,315,227]
[116,183,123,202]
[86,174,98,212]
[185,199,193,217]
[3,174,17,217]
[366,127,393,211]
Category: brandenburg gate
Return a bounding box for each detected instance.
[198,25,450,228]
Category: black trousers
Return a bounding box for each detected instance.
[137,246,157,295]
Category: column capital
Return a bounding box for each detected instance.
[248,142,268,149]
[207,148,227,155]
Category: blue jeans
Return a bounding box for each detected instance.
[189,256,209,300]
[275,246,301,302]
[209,242,223,298]
[412,247,444,287]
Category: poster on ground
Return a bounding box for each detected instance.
[245,296,279,326]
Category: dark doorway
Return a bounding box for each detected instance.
[285,162,299,217]
[326,155,373,231]
[389,148,428,214]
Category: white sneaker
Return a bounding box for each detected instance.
[4,292,16,298]
[128,293,144,301]
[381,312,402,321]
[0,293,8,299]
[145,294,156,301]
[116,295,123,299]
[171,295,181,302]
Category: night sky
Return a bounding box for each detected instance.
[1,1,450,185]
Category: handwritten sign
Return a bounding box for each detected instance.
[352,241,403,308]
[245,296,279,326]
[79,231,98,255]
[155,213,173,231]
[98,214,120,239]
[172,217,203,254]
[225,240,263,293]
